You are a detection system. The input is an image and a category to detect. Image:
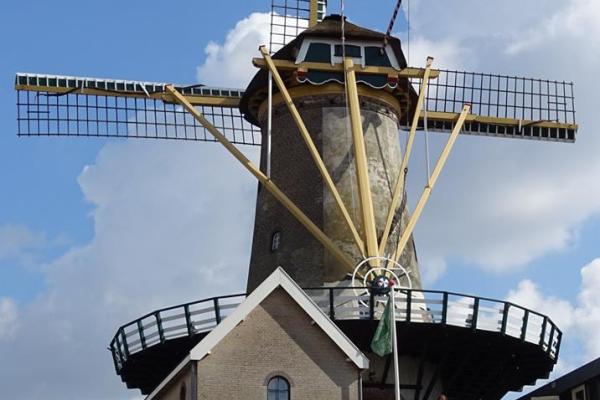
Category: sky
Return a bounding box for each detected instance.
[0,0,599,399]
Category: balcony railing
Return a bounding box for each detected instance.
[109,288,561,373]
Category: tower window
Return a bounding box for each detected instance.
[271,231,282,252]
[267,376,290,400]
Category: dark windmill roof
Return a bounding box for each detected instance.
[240,15,415,126]
[291,14,407,64]
[516,357,600,399]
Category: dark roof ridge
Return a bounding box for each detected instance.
[300,14,389,41]
[518,357,600,399]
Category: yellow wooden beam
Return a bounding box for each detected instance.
[15,84,241,107]
[309,0,319,27]
[344,58,380,264]
[379,57,434,256]
[252,58,441,79]
[165,85,356,272]
[259,46,366,256]
[421,111,578,131]
[394,104,472,263]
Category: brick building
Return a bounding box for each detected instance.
[146,268,369,400]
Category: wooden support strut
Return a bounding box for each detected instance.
[309,0,319,27]
[164,85,356,272]
[259,45,366,256]
[394,104,472,263]
[344,58,380,264]
[379,57,434,257]
[251,58,441,79]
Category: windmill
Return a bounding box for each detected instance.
[14,1,577,399]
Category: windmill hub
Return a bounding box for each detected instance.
[370,274,394,295]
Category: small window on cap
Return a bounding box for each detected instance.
[271,231,282,252]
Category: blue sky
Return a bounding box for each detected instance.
[1,1,599,399]
[0,0,394,300]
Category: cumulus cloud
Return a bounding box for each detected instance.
[401,0,600,280]
[196,12,271,88]
[507,258,600,361]
[0,141,258,400]
[507,279,575,332]
[506,0,600,55]
[407,0,562,46]
[0,11,271,399]
[400,36,467,70]
[574,259,600,357]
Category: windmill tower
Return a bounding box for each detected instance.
[14,1,578,399]
[243,15,421,291]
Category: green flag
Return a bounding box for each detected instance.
[370,296,393,357]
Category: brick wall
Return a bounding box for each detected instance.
[196,288,361,400]
[247,92,422,291]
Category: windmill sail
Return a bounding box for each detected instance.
[15,67,577,145]
[15,73,261,146]
[405,69,577,142]
[269,0,327,53]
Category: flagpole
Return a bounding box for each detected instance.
[391,287,401,400]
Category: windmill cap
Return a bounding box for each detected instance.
[240,17,413,126]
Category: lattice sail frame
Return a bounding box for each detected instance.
[269,0,327,53]
[405,69,577,142]
[15,73,261,146]
[16,65,577,144]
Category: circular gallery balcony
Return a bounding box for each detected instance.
[109,288,561,398]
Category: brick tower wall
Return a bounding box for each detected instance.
[246,92,422,292]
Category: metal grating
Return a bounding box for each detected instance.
[269,0,327,53]
[422,70,576,124]
[405,70,577,142]
[16,74,261,146]
[15,70,577,144]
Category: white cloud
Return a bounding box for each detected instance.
[400,36,467,70]
[507,279,575,332]
[0,11,273,399]
[574,259,600,357]
[0,298,18,340]
[408,0,563,45]
[196,12,271,88]
[401,0,600,279]
[507,258,600,361]
[505,259,600,397]
[506,0,600,55]
[0,141,258,399]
